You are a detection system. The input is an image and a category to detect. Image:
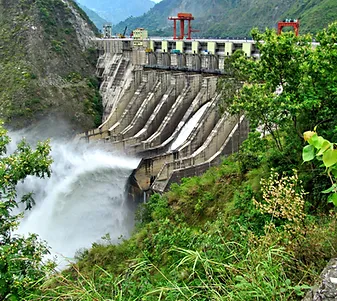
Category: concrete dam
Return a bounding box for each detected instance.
[79,38,250,196]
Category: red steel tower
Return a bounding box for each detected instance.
[168,13,197,40]
[277,19,300,36]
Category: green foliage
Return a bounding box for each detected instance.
[85,47,99,67]
[303,130,337,205]
[219,24,337,210]
[0,123,54,300]
[223,29,311,149]
[66,72,83,83]
[230,185,269,237]
[137,193,171,225]
[51,39,66,53]
[222,23,337,154]
[286,0,337,34]
[235,131,268,173]
[253,170,306,232]
[83,77,103,127]
[33,155,337,300]
[34,209,321,300]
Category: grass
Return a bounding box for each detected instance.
[25,154,337,300]
[31,230,313,300]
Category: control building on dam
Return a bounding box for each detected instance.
[79,37,251,196]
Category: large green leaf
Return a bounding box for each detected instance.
[317,140,331,156]
[328,193,337,206]
[323,149,337,167]
[302,145,315,162]
[322,184,337,194]
[308,133,324,149]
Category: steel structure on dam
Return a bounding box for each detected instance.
[79,37,250,196]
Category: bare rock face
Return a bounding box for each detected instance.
[62,0,96,50]
[303,258,337,301]
[0,0,102,132]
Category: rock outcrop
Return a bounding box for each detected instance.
[303,258,337,301]
[0,0,102,132]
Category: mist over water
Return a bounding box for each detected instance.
[11,127,140,268]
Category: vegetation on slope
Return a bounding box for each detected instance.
[0,0,102,132]
[5,22,334,300]
[76,0,155,25]
[114,0,337,38]
[286,0,337,34]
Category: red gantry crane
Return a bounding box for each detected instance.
[168,13,198,40]
[277,19,300,36]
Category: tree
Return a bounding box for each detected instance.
[221,22,337,151]
[0,123,53,301]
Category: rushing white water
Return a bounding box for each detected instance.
[170,103,209,151]
[12,135,139,268]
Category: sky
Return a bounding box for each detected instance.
[153,0,162,2]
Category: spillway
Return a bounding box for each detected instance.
[78,39,249,199]
[170,103,209,151]
[15,137,139,268]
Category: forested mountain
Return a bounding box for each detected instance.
[114,0,337,37]
[0,0,102,131]
[76,2,108,30]
[76,0,155,25]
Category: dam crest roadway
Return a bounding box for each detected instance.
[78,37,250,197]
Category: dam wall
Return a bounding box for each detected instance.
[79,38,249,196]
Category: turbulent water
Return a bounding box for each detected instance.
[12,132,139,268]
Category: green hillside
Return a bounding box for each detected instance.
[114,0,337,37]
[286,0,337,34]
[0,0,102,131]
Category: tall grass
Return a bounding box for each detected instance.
[31,238,310,300]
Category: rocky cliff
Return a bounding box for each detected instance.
[0,0,102,132]
[303,258,337,300]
